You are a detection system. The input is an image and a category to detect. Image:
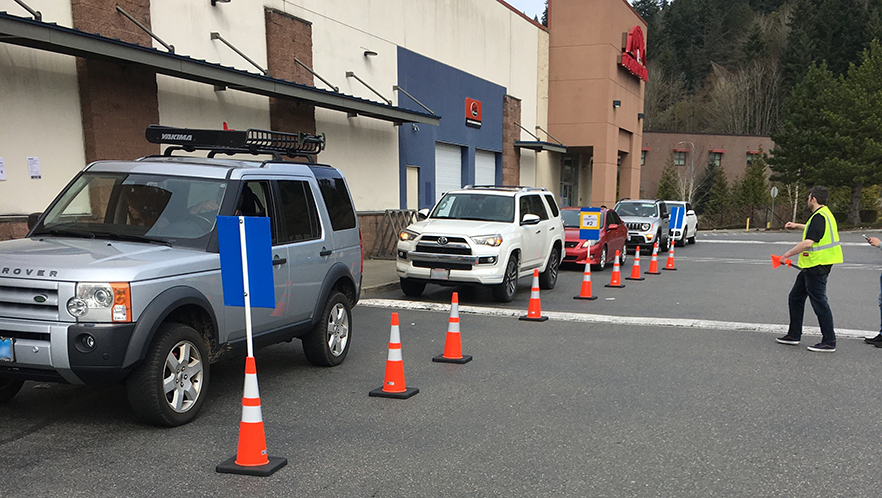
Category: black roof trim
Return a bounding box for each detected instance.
[0,11,440,126]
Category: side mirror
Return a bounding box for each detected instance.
[521,214,540,226]
[608,223,619,230]
[686,210,695,216]
[417,208,430,221]
[27,212,43,230]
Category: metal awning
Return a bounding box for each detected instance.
[0,12,440,126]
[514,141,567,154]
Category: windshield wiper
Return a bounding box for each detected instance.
[33,228,96,239]
[91,231,172,247]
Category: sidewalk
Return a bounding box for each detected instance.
[361,258,400,297]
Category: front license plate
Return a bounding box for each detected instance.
[0,337,13,362]
[430,268,450,280]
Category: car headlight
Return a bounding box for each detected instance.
[640,223,652,231]
[581,239,599,248]
[66,282,132,322]
[472,234,503,247]
[399,229,419,242]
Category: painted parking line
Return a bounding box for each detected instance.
[678,257,878,270]
[699,239,870,246]
[358,298,875,339]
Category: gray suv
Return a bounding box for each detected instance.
[614,199,670,253]
[0,126,362,426]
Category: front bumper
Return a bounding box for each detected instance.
[0,317,135,385]
[626,231,658,247]
[396,250,506,285]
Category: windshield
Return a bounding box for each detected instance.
[615,202,658,218]
[430,193,515,223]
[33,172,228,250]
[561,210,582,228]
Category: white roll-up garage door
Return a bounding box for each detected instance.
[475,150,497,186]
[435,143,462,203]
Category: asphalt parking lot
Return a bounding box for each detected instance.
[2,229,882,497]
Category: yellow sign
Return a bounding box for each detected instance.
[580,212,600,230]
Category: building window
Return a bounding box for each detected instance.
[708,152,722,168]
[641,150,646,166]
[673,151,686,167]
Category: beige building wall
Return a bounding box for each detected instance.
[640,132,775,199]
[547,0,646,208]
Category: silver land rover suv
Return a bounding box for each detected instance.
[0,126,362,426]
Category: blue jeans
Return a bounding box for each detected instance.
[788,268,835,345]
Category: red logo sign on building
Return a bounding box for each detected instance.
[620,26,648,82]
[465,98,482,128]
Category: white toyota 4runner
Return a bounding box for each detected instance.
[396,186,564,302]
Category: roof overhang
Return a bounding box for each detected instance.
[0,12,439,126]
[514,141,567,154]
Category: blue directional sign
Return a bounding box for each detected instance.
[579,208,602,241]
[217,215,275,308]
[670,206,685,230]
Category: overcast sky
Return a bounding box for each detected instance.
[504,0,547,21]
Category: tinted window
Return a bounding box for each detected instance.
[309,166,356,231]
[543,194,560,217]
[237,181,276,243]
[561,210,580,227]
[278,180,321,242]
[431,193,514,222]
[521,195,548,220]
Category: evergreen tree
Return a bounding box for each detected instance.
[656,156,681,200]
[703,165,730,225]
[739,152,768,212]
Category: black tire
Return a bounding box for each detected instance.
[0,377,24,403]
[302,291,352,367]
[492,254,519,302]
[400,278,426,297]
[127,323,209,427]
[676,235,687,247]
[539,246,560,289]
[595,245,608,271]
[659,231,669,252]
[688,233,696,244]
[619,247,627,266]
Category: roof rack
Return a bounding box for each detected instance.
[145,125,325,161]
[463,185,548,192]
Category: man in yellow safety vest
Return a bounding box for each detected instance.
[775,186,843,352]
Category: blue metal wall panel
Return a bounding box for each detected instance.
[397,47,506,209]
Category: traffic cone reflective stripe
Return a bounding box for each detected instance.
[645,242,661,275]
[604,250,626,288]
[370,313,419,398]
[434,292,472,363]
[520,269,548,321]
[574,261,598,300]
[216,356,287,476]
[626,246,645,281]
[664,243,677,271]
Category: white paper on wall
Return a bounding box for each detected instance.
[0,157,6,181]
[27,157,41,179]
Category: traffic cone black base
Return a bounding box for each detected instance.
[573,295,598,301]
[604,282,625,288]
[433,354,473,364]
[369,386,419,399]
[662,267,677,271]
[216,456,287,477]
[625,275,645,281]
[645,269,662,275]
[519,314,549,322]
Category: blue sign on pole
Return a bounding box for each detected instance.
[217,216,275,308]
[578,207,602,241]
[670,206,685,230]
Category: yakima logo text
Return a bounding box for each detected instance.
[161,133,193,141]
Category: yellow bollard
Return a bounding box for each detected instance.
[746,218,750,231]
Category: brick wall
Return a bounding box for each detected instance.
[265,8,316,135]
[502,95,521,185]
[72,0,160,162]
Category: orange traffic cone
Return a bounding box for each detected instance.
[520,269,548,321]
[626,246,645,281]
[370,313,419,399]
[216,356,287,476]
[574,261,598,300]
[645,242,661,275]
[433,292,472,364]
[604,250,626,288]
[663,242,677,271]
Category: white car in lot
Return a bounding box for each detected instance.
[396,186,564,302]
[663,200,698,246]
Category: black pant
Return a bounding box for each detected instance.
[788,267,835,345]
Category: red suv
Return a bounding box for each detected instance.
[561,207,628,270]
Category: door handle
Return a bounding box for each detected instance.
[273,257,287,266]
[320,248,333,257]
[549,226,555,231]
[535,230,541,234]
